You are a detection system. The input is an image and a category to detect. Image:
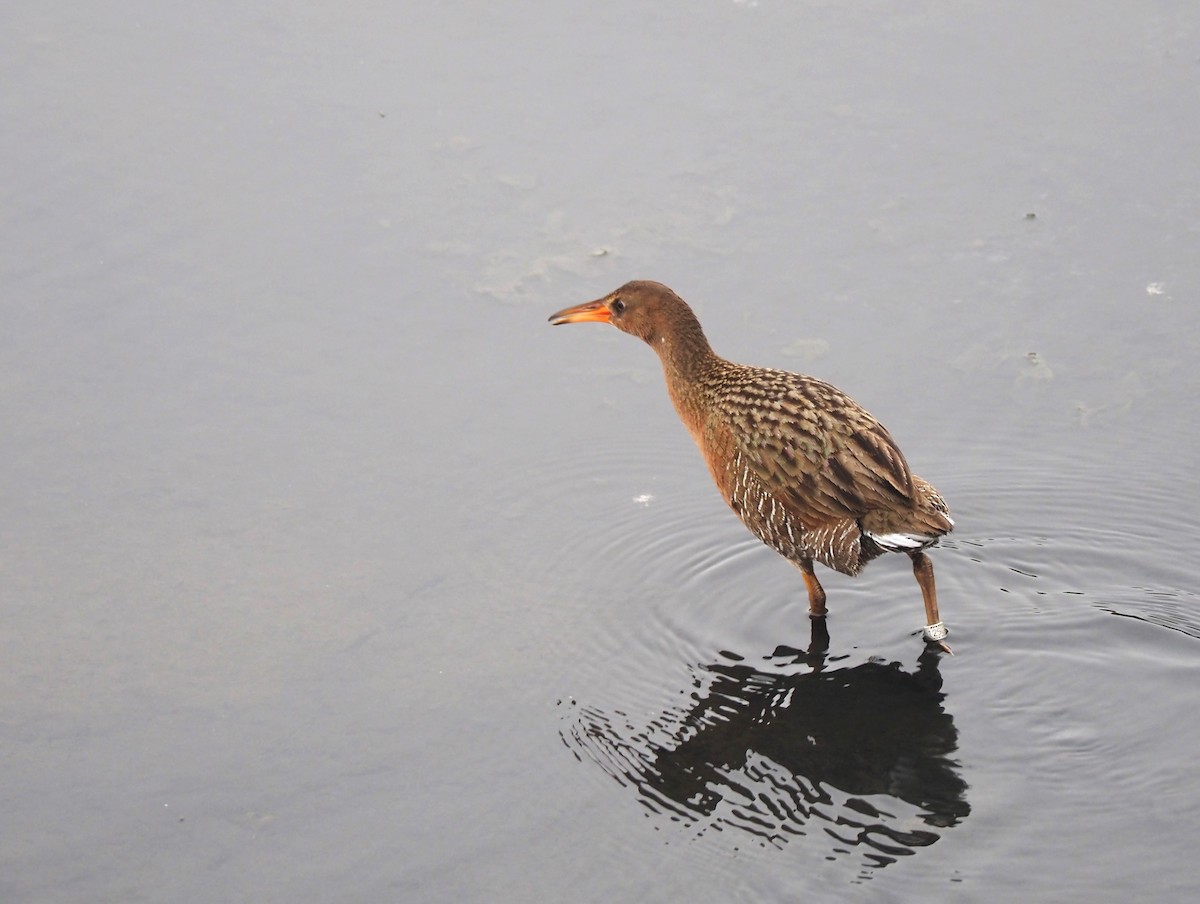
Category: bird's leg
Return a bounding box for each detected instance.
[910,551,941,625]
[910,551,952,653]
[798,557,828,619]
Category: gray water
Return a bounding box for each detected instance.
[3,1,1199,901]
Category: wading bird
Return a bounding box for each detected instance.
[549,280,954,652]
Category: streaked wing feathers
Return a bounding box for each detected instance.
[719,368,916,530]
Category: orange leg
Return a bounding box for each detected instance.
[798,557,827,618]
[910,551,952,653]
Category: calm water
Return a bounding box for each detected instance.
[3,1,1198,901]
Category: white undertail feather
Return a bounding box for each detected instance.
[865,525,951,553]
[866,532,925,550]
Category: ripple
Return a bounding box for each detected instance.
[1097,586,1200,640]
[547,435,1200,884]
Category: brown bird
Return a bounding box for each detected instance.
[549,280,954,651]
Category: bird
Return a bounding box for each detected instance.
[548,280,954,652]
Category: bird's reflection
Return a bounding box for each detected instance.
[561,620,969,868]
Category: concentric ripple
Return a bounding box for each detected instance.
[546,434,1200,884]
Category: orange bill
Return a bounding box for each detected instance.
[547,299,611,325]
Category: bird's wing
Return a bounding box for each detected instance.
[721,373,916,530]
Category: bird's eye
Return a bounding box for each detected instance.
[611,298,626,315]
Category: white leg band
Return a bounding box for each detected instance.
[923,621,949,642]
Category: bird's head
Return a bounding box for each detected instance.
[548,280,693,347]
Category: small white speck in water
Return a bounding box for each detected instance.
[633,494,655,506]
[1146,282,1165,296]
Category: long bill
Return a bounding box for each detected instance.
[547,299,612,325]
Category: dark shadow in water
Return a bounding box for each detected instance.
[560,620,969,868]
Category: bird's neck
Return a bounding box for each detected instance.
[649,315,721,439]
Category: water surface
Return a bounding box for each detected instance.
[2,1,1198,901]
